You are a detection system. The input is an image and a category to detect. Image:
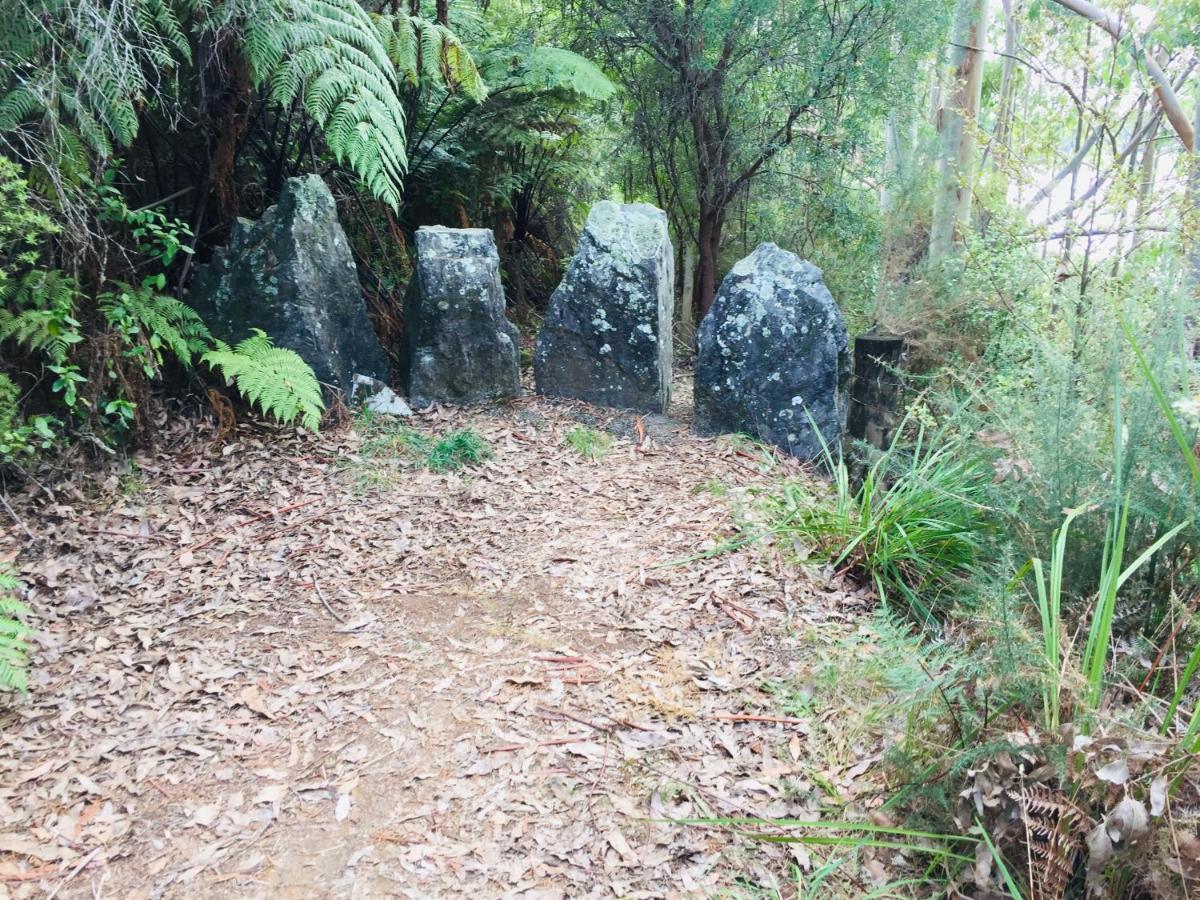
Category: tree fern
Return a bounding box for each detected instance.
[505,47,614,102]
[0,565,31,693]
[1,0,471,209]
[201,330,324,431]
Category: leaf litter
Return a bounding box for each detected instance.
[1,384,876,898]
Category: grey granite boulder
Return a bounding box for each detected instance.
[188,174,387,395]
[694,244,850,459]
[402,227,520,407]
[534,202,673,413]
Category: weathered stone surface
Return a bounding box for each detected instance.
[402,227,520,407]
[534,202,673,413]
[694,243,850,459]
[189,174,387,395]
[351,374,413,417]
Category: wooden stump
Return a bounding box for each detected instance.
[847,331,904,450]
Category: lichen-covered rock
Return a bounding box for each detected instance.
[188,174,387,395]
[402,227,520,407]
[534,202,673,413]
[694,243,850,459]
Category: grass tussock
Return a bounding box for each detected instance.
[564,425,612,461]
[763,419,991,625]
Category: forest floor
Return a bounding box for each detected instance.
[1,378,890,899]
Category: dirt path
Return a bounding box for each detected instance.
[1,388,869,898]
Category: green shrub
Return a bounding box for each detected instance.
[565,425,611,461]
[202,330,325,431]
[764,421,991,624]
[0,565,30,692]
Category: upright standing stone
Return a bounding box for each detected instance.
[534,202,673,413]
[189,174,388,395]
[402,227,520,407]
[694,243,850,459]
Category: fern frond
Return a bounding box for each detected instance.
[0,566,30,692]
[202,329,324,430]
[98,283,210,368]
[0,270,81,364]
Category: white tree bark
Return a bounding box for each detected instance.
[929,0,989,264]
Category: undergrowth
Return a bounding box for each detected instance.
[762,416,990,625]
[729,317,1200,895]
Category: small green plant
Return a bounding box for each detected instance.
[764,420,990,624]
[202,330,325,431]
[427,429,490,472]
[0,565,31,692]
[565,424,611,461]
[0,373,55,464]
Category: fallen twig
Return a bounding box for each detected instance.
[46,846,103,900]
[700,713,809,726]
[0,493,36,544]
[482,735,591,753]
[313,578,345,623]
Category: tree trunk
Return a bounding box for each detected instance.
[694,205,723,318]
[929,0,989,265]
[982,0,1020,171]
[681,241,697,332]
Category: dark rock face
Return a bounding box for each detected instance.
[694,243,850,459]
[534,202,673,413]
[188,174,387,395]
[402,227,520,407]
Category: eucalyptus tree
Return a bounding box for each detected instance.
[569,0,949,318]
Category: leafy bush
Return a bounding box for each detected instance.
[565,425,611,461]
[0,565,30,692]
[201,330,325,431]
[764,421,991,624]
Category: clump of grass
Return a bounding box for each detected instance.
[565,425,612,461]
[340,416,490,489]
[764,420,990,625]
[426,428,490,472]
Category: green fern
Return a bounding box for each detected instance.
[202,329,324,431]
[377,14,487,101]
[507,47,614,101]
[0,270,82,365]
[0,0,452,208]
[98,283,210,369]
[0,565,31,693]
